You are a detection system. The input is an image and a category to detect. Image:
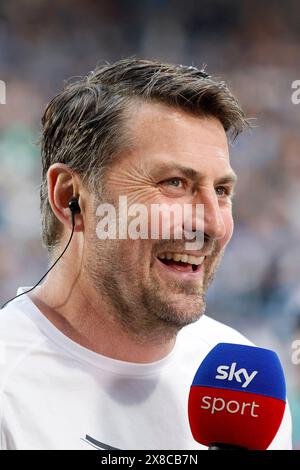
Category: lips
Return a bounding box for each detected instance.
[158,252,205,265]
[157,252,205,273]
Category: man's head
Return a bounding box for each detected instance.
[41,58,248,342]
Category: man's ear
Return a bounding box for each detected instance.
[47,163,84,232]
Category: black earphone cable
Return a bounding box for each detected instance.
[0,201,78,310]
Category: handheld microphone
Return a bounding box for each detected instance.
[188,343,286,450]
[0,198,81,309]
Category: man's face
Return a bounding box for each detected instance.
[84,102,236,341]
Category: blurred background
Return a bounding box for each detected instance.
[0,0,300,447]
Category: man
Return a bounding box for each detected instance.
[0,58,292,449]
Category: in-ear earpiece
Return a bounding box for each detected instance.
[68,197,81,215]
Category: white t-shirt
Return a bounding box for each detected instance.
[0,288,292,450]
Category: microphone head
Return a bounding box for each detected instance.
[188,343,286,450]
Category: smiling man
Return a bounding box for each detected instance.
[0,58,292,449]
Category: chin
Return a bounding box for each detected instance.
[157,297,206,329]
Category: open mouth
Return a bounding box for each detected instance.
[156,253,205,273]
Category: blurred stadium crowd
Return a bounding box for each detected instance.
[0,0,300,446]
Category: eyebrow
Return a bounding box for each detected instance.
[151,161,238,186]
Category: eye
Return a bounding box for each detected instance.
[165,178,184,188]
[215,186,232,197]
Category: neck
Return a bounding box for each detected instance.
[29,267,175,364]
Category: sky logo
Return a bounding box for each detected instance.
[215,362,258,388]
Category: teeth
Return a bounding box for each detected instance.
[188,255,205,265]
[158,253,205,265]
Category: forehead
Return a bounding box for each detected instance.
[126,101,231,173]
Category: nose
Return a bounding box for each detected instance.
[192,187,227,241]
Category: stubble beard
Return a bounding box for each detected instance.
[85,232,224,345]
